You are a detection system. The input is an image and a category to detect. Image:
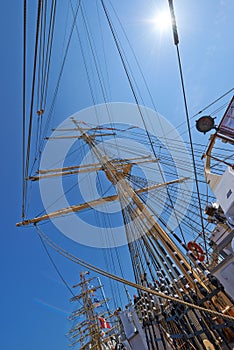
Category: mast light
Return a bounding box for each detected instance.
[196,115,216,134]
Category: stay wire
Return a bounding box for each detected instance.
[38,0,81,158]
[176,99,229,139]
[96,0,112,101]
[192,87,234,119]
[175,44,209,262]
[94,173,130,306]
[80,2,119,138]
[32,0,57,172]
[24,0,42,217]
[70,0,97,107]
[40,0,47,109]
[210,101,230,117]
[101,0,187,247]
[22,0,27,218]
[173,88,234,134]
[107,0,158,112]
[41,0,57,111]
[37,227,76,298]
[168,0,209,261]
[33,1,44,171]
[34,0,44,164]
[36,0,43,113]
[39,0,47,110]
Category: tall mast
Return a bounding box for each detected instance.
[70,120,234,350]
[17,119,234,348]
[68,272,102,349]
[70,119,206,288]
[68,272,119,349]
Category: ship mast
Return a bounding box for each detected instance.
[68,272,102,349]
[17,120,234,349]
[69,120,209,288]
[70,120,234,350]
[68,271,119,350]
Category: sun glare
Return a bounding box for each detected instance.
[153,10,172,32]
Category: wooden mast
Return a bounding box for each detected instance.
[18,120,234,348]
[69,119,207,289]
[17,119,204,287]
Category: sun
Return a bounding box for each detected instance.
[153,10,172,32]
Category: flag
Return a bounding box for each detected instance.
[93,298,101,307]
[99,317,111,329]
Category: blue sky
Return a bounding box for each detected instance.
[1,1,234,349]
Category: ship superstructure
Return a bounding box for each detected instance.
[203,97,234,303]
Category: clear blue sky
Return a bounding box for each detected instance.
[1,1,234,349]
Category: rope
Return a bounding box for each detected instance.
[38,0,81,159]
[32,0,57,173]
[22,0,27,218]
[41,0,57,111]
[38,233,76,298]
[192,88,234,119]
[168,0,209,262]
[100,0,189,254]
[24,0,42,217]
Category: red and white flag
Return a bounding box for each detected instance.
[99,317,111,329]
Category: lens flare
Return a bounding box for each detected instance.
[153,10,171,32]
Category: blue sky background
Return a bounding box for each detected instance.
[1,1,234,349]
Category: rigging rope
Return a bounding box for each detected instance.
[38,0,81,160]
[22,0,27,218]
[38,232,76,298]
[168,0,209,262]
[32,0,57,174]
[100,0,189,252]
[24,0,42,217]
[107,0,159,112]
[70,1,97,108]
[192,87,234,119]
[41,0,57,112]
